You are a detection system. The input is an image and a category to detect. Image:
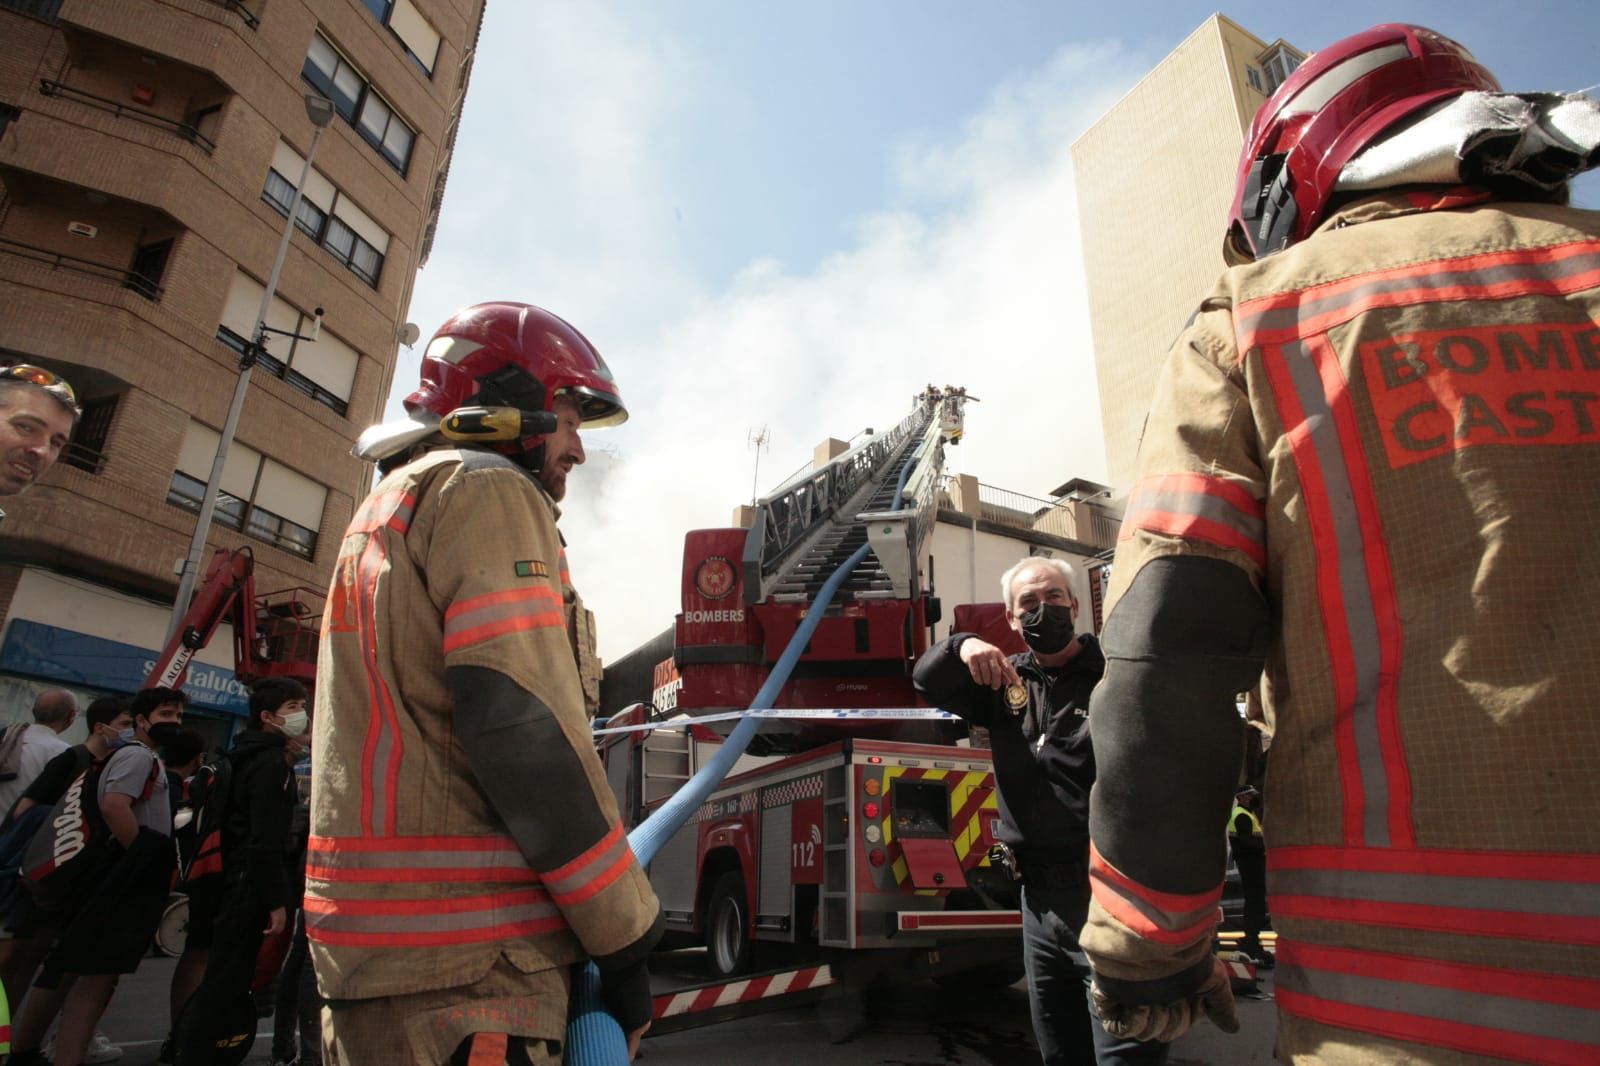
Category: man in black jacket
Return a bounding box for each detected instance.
[172,679,306,1065]
[913,557,1165,1066]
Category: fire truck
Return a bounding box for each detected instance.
[599,388,1027,1015]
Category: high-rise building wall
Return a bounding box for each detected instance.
[0,0,484,740]
[1073,14,1302,490]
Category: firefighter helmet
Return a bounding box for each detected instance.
[407,302,626,426]
[1224,24,1500,264]
[403,302,625,470]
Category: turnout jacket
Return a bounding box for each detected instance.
[1082,192,1600,1064]
[912,633,1102,862]
[309,447,660,1005]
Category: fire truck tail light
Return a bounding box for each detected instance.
[863,801,880,820]
[867,756,883,764]
[863,778,881,797]
[868,848,886,867]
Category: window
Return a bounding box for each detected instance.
[1260,44,1305,94]
[218,270,359,416]
[302,31,416,173]
[1246,66,1264,93]
[379,0,442,77]
[303,34,362,122]
[262,141,388,290]
[59,393,117,475]
[185,103,223,147]
[0,0,63,19]
[125,239,172,301]
[169,421,327,560]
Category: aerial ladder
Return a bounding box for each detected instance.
[592,387,1022,1043]
[667,386,971,749]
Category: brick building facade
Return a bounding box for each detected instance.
[0,0,484,744]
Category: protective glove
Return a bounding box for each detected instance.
[1090,956,1240,1043]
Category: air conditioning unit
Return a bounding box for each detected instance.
[67,221,98,238]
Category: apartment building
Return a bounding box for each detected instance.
[1073,14,1304,490]
[0,0,484,743]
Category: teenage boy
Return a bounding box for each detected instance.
[8,687,185,1066]
[172,679,305,1065]
[0,698,132,1011]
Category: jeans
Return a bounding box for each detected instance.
[271,909,323,1065]
[1021,877,1169,1066]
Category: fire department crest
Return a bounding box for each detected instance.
[695,555,736,600]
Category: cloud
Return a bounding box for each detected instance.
[397,5,1146,660]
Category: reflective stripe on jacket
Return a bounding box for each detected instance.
[309,447,658,1000]
[1084,192,1600,1064]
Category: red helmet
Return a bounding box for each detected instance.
[406,301,626,441]
[1225,24,1499,264]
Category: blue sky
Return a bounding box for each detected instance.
[399,2,1600,657]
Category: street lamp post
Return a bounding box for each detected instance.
[166,93,337,643]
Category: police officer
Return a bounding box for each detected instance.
[913,557,1165,1066]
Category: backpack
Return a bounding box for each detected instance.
[0,722,28,783]
[22,746,159,911]
[180,752,233,886]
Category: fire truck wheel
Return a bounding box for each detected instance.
[705,871,752,978]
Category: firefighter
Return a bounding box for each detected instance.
[310,303,662,1064]
[1079,24,1600,1063]
[913,557,1166,1066]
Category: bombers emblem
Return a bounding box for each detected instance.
[1004,683,1029,713]
[695,555,736,601]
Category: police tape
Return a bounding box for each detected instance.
[591,707,957,737]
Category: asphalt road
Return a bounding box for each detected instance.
[92,952,1279,1065]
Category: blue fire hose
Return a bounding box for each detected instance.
[567,456,919,1063]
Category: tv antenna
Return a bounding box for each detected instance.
[747,425,770,505]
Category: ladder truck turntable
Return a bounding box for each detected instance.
[598,389,1029,1032]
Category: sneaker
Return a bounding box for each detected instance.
[86,1030,125,1063]
[7,1049,50,1066]
[157,1033,176,1064]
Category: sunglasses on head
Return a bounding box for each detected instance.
[0,363,78,406]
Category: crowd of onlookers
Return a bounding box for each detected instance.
[0,682,319,1066]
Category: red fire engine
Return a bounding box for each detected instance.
[599,389,1028,1026]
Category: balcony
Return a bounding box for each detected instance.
[38,79,216,153]
[0,235,164,300]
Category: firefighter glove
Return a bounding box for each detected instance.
[1090,957,1239,1042]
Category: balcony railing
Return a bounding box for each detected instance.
[0,235,164,301]
[38,79,217,154]
[203,0,259,29]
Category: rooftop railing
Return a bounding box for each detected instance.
[937,476,1120,550]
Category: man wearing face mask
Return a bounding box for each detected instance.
[170,679,307,1065]
[913,558,1166,1066]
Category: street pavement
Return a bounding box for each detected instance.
[92,953,1279,1065]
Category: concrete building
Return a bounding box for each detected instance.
[1073,14,1304,490]
[0,0,484,746]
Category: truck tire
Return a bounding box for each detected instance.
[705,871,752,978]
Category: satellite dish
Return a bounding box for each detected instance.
[398,322,421,346]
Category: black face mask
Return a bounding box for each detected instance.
[1019,602,1076,655]
[146,721,182,748]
